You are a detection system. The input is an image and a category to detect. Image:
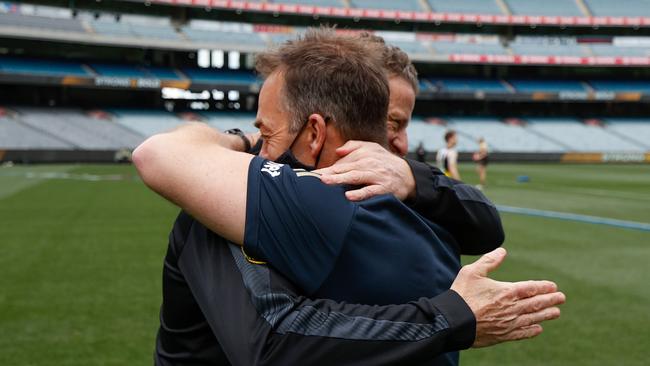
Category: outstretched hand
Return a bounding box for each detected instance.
[450,248,566,348]
[317,140,416,201]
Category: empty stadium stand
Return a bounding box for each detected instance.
[182,20,266,47]
[180,69,259,85]
[2,108,648,154]
[426,78,511,93]
[585,0,650,17]
[526,118,639,152]
[201,112,257,133]
[349,0,423,12]
[0,6,84,33]
[504,0,584,16]
[428,0,504,15]
[12,108,144,149]
[0,57,90,77]
[446,117,567,152]
[110,109,183,138]
[430,40,508,55]
[508,80,587,93]
[589,80,650,93]
[0,115,72,149]
[604,119,650,149]
[88,15,180,41]
[272,0,346,6]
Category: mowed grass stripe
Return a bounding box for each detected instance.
[0,164,177,365]
[0,165,78,200]
[458,163,650,223]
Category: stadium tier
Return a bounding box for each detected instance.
[349,0,423,12]
[585,0,650,17]
[604,119,650,149]
[2,3,650,65]
[504,0,583,16]
[0,58,90,77]
[0,115,72,149]
[507,80,587,93]
[3,56,650,97]
[428,0,503,15]
[1,108,648,153]
[525,118,643,152]
[426,78,512,93]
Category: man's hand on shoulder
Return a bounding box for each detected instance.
[318,140,416,201]
[450,248,566,348]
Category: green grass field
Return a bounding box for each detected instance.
[0,163,648,365]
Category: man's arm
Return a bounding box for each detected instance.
[405,159,504,254]
[179,218,563,365]
[132,122,252,245]
[318,141,504,254]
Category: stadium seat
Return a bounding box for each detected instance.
[0,10,86,33]
[526,118,640,152]
[12,108,144,150]
[349,0,424,12]
[181,69,259,85]
[182,28,266,46]
[509,42,587,57]
[585,0,650,17]
[589,44,649,57]
[0,115,73,149]
[430,41,507,55]
[589,80,650,93]
[429,78,511,93]
[200,112,258,134]
[90,64,150,78]
[0,57,89,77]
[386,40,432,55]
[111,109,184,137]
[604,119,650,149]
[406,118,455,152]
[269,0,346,6]
[428,0,504,15]
[509,80,587,93]
[446,117,566,152]
[505,0,584,16]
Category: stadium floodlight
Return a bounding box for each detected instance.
[212,50,225,68]
[197,49,210,68]
[162,88,210,100]
[228,90,239,101]
[228,51,240,69]
[212,89,225,100]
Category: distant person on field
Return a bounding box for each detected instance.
[473,137,489,189]
[437,130,461,180]
[416,141,426,162]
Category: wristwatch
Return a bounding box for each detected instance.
[225,128,252,152]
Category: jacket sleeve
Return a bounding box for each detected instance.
[179,224,476,366]
[405,159,505,255]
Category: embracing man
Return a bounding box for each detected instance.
[134,28,564,366]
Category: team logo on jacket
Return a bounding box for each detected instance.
[261,161,283,177]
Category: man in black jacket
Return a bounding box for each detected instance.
[138,30,563,365]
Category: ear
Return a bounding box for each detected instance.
[304,113,328,159]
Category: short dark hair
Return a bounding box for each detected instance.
[360,32,419,93]
[444,130,456,142]
[256,28,389,146]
